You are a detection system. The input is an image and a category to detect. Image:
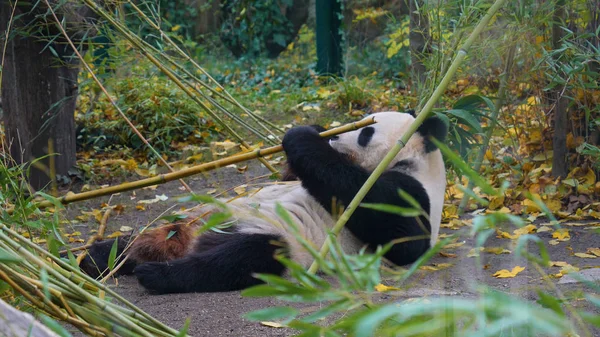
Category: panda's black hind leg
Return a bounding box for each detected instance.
[134,233,287,293]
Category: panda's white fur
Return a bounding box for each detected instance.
[83,111,447,293]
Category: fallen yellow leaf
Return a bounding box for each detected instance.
[552,229,570,241]
[537,225,553,233]
[514,224,537,236]
[553,264,580,278]
[587,248,600,257]
[442,242,465,249]
[496,230,515,239]
[107,231,123,238]
[574,253,597,259]
[260,321,285,328]
[493,266,525,278]
[375,283,400,292]
[234,185,247,195]
[483,247,511,255]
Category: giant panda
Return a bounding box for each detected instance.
[81,111,447,294]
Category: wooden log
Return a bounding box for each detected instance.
[0,299,60,337]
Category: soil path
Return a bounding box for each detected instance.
[64,163,600,336]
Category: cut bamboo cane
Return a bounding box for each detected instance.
[9,118,375,213]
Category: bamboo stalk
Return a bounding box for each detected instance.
[77,0,280,174]
[7,118,374,214]
[457,42,516,214]
[307,0,508,274]
[0,229,160,337]
[127,1,284,141]
[0,268,109,336]
[42,0,193,194]
[0,224,180,335]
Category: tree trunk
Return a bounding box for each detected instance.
[194,0,221,36]
[1,2,79,190]
[409,0,430,87]
[315,0,343,75]
[551,0,568,178]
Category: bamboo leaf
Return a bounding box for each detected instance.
[360,203,421,217]
[108,237,118,271]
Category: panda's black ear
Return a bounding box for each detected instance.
[417,116,448,153]
[405,109,416,117]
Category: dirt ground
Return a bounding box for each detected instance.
[63,163,600,337]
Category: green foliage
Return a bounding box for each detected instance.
[438,94,495,160]
[220,0,295,57]
[76,71,220,160]
[334,76,374,110]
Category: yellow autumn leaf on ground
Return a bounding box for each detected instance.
[493,266,525,278]
[496,224,536,240]
[442,242,465,249]
[484,247,511,255]
[316,87,333,99]
[587,248,600,257]
[552,228,570,241]
[537,225,553,232]
[522,198,541,213]
[420,263,453,271]
[442,204,459,220]
[441,219,468,229]
[260,322,285,328]
[433,263,453,269]
[488,195,505,210]
[234,185,247,195]
[514,224,537,236]
[107,231,123,238]
[375,283,400,292]
[574,253,597,259]
[467,247,483,257]
[496,230,515,239]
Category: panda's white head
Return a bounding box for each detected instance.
[329,111,447,172]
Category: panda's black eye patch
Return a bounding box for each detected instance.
[358,127,375,147]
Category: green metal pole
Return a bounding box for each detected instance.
[315,0,343,75]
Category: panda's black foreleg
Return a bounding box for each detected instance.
[133,233,287,294]
[78,237,137,278]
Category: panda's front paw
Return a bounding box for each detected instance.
[134,262,173,294]
[282,126,323,152]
